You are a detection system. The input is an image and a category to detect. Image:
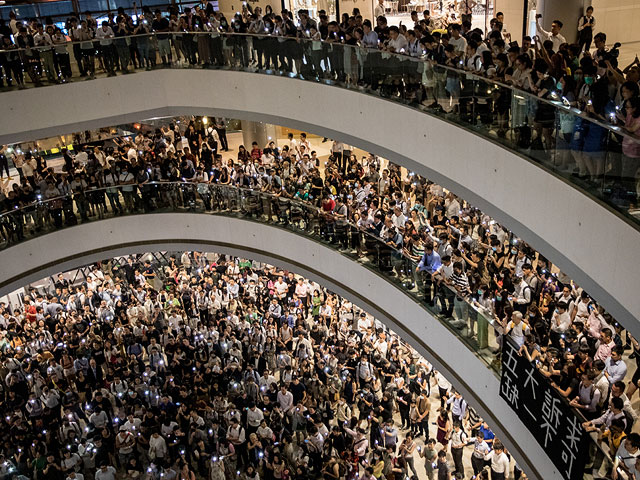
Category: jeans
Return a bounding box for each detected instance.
[40,50,57,81]
[157,38,171,63]
[116,43,131,71]
[73,43,86,75]
[454,296,468,323]
[101,44,115,74]
[55,52,72,78]
[81,49,95,76]
[420,270,434,304]
[106,191,122,212]
[137,40,153,68]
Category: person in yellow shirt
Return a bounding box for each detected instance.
[371,451,385,479]
[597,419,627,478]
[600,418,627,453]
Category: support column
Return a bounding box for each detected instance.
[241,120,278,149]
[538,0,588,44]
[493,0,526,44]
[338,0,373,22]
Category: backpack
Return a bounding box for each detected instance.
[530,274,544,303]
[624,409,634,435]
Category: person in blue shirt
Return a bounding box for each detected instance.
[478,421,495,448]
[416,243,442,305]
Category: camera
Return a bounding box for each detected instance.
[598,42,621,69]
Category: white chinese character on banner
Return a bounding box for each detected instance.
[523,365,539,400]
[503,340,519,378]
[561,415,584,478]
[523,404,537,422]
[501,375,520,408]
[540,390,562,447]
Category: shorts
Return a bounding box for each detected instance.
[158,38,171,57]
[446,76,461,97]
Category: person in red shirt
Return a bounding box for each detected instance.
[250,141,262,161]
[24,298,37,323]
[321,194,335,212]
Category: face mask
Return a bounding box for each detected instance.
[477,290,484,296]
[496,296,502,301]
[584,76,594,85]
[492,247,497,252]
[529,313,535,318]
[556,81,563,90]
[511,249,517,254]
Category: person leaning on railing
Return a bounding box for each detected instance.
[33,23,57,83]
[0,35,26,89]
[3,7,640,133]
[52,26,72,81]
[15,26,43,86]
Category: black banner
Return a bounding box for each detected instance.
[500,337,590,480]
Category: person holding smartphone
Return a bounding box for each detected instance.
[577,6,596,53]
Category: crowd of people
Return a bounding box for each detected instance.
[0,4,639,204]
[0,250,522,480]
[1,119,640,477]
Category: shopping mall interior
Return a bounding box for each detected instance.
[1,0,640,479]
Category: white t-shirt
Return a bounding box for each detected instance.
[275,281,288,296]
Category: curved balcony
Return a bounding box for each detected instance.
[0,181,571,480]
[1,34,639,343]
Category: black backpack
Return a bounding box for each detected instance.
[624,409,634,435]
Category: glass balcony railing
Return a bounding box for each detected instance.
[2,32,640,231]
[0,181,502,373]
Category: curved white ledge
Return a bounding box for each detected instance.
[1,69,638,340]
[0,213,558,480]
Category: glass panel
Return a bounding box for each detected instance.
[77,0,111,13]
[0,4,37,21]
[37,1,74,19]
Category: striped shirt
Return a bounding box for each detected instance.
[450,272,471,297]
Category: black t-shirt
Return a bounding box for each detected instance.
[232,19,247,33]
[290,381,306,404]
[374,26,389,43]
[152,17,170,39]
